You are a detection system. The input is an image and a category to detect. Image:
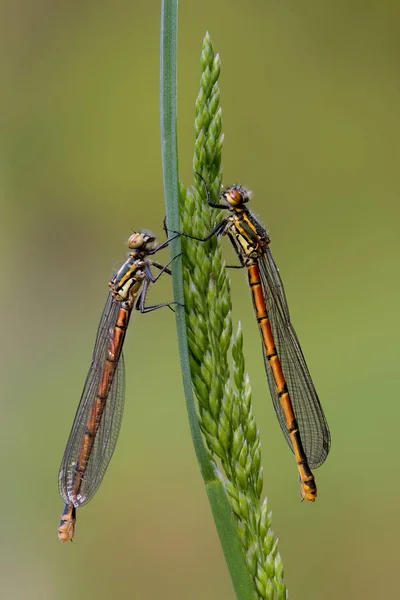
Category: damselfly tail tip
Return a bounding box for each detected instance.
[300,482,317,503]
[58,504,76,543]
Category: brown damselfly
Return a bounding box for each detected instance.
[57,231,178,541]
[170,174,330,501]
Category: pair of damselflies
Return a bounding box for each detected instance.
[57,176,330,541]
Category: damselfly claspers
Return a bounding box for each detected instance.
[57,230,178,541]
[173,174,330,501]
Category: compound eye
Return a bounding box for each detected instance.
[145,237,157,250]
[128,232,144,249]
[225,188,244,207]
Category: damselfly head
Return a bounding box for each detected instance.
[128,231,157,251]
[221,185,252,208]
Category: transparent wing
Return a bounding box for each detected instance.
[258,248,330,468]
[58,292,126,505]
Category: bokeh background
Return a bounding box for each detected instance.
[2,1,400,599]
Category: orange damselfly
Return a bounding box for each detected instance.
[172,174,330,501]
[57,231,179,542]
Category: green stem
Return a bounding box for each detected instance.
[160,3,256,599]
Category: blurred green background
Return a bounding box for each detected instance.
[2,1,400,599]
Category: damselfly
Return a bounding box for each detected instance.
[57,231,178,541]
[173,174,330,501]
